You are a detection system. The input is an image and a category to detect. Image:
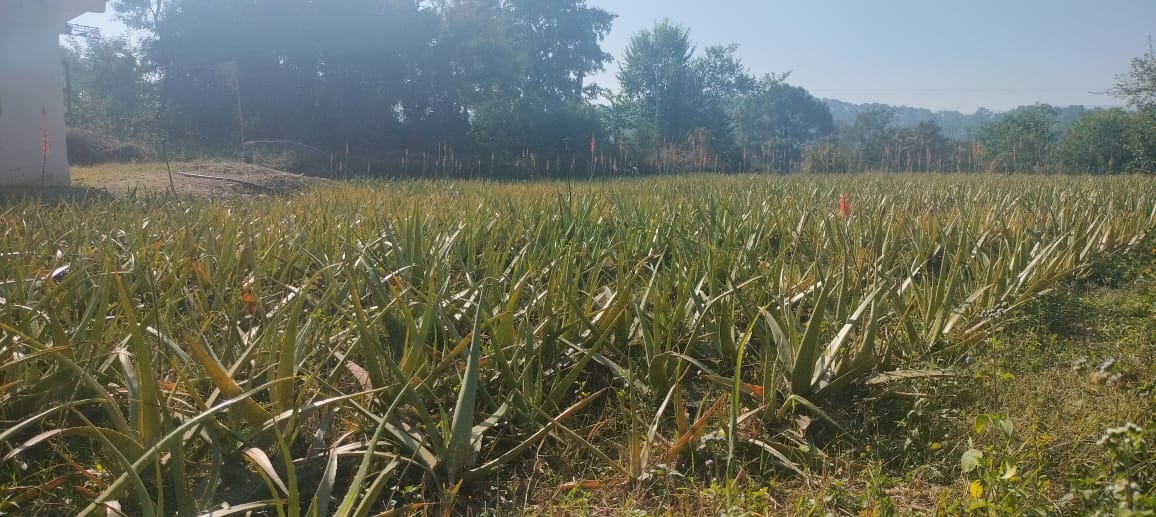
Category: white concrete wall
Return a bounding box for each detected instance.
[0,0,106,186]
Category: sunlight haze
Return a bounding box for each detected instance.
[72,0,1154,113]
[8,4,1156,512]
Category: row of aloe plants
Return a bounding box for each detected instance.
[1,175,1153,515]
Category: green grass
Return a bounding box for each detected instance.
[1,173,1154,516]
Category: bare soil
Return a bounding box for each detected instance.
[70,161,328,198]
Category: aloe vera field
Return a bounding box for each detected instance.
[2,173,1155,516]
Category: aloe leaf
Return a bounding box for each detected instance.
[0,321,131,435]
[791,280,830,396]
[812,285,883,394]
[113,274,163,447]
[306,445,339,517]
[335,383,413,517]
[464,390,605,480]
[243,447,290,497]
[444,285,485,483]
[78,378,297,517]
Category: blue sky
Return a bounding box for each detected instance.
[73,0,1156,113]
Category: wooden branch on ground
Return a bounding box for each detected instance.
[175,171,283,193]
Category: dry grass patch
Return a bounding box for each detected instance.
[71,160,325,197]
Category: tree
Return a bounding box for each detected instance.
[614,22,769,172]
[112,0,167,32]
[116,0,615,172]
[505,0,615,102]
[694,45,757,103]
[1125,111,1156,173]
[615,21,704,158]
[732,75,832,171]
[1113,39,1156,114]
[840,106,894,171]
[884,121,953,172]
[1057,109,1134,173]
[801,141,854,174]
[977,104,1058,172]
[692,44,757,164]
[63,37,156,140]
[461,0,616,168]
[1105,40,1156,174]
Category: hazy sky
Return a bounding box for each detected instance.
[72,0,1155,113]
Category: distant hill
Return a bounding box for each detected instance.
[822,99,1093,141]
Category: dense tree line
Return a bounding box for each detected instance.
[806,40,1156,175]
[608,21,833,173]
[825,100,1094,142]
[804,103,1156,174]
[64,4,1156,176]
[84,0,617,177]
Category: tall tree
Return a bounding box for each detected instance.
[506,0,615,102]
[63,37,156,140]
[694,45,757,103]
[884,121,953,172]
[1113,39,1156,114]
[732,75,832,171]
[1126,111,1156,173]
[143,0,247,153]
[977,104,1058,172]
[840,106,894,171]
[616,21,704,155]
[692,44,757,163]
[462,0,616,166]
[117,0,615,171]
[1107,40,1156,174]
[112,0,167,32]
[1057,109,1134,174]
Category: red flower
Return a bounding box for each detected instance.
[838,193,851,218]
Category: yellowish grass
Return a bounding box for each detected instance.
[69,161,190,186]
